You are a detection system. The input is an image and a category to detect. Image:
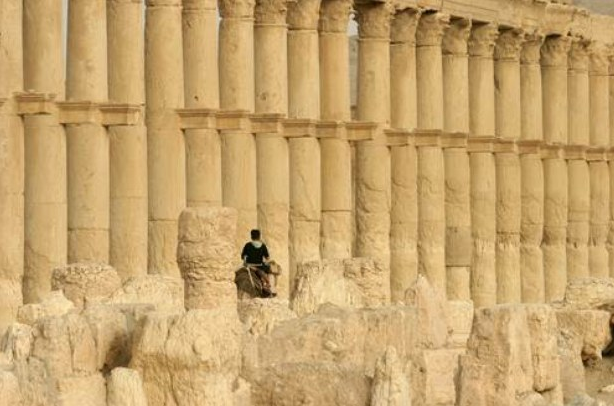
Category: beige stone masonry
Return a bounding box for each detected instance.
[390,7,420,302]
[416,11,448,294]
[442,17,471,302]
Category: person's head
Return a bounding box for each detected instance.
[250,229,261,241]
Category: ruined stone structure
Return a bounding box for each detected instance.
[4,0,614,404]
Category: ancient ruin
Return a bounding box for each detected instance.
[4,0,614,404]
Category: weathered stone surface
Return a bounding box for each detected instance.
[291,258,389,316]
[57,374,107,406]
[446,300,474,348]
[404,275,448,349]
[177,207,238,310]
[458,304,562,406]
[107,367,148,406]
[0,370,21,406]
[238,298,297,336]
[108,274,184,312]
[412,348,463,406]
[130,308,243,406]
[51,263,122,309]
[370,347,411,406]
[17,290,75,326]
[562,277,614,311]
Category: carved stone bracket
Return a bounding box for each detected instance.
[15,92,57,115]
[517,139,542,155]
[564,144,588,160]
[586,147,608,161]
[414,129,442,147]
[441,132,468,148]
[385,128,414,147]
[540,143,565,159]
[467,136,497,153]
[494,138,518,153]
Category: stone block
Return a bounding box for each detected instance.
[51,263,122,309]
[108,274,184,312]
[107,367,148,406]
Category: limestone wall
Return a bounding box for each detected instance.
[4,0,614,332]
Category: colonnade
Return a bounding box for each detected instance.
[1,0,614,332]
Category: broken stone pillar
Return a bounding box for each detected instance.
[146,0,185,275]
[589,44,610,277]
[0,0,24,333]
[355,0,394,292]
[541,35,571,302]
[319,0,353,261]
[442,18,471,301]
[287,0,321,291]
[23,0,66,303]
[468,23,498,307]
[108,0,148,279]
[520,33,545,303]
[219,0,256,249]
[177,207,238,310]
[494,28,523,304]
[370,347,411,406]
[183,0,222,207]
[390,8,420,301]
[254,0,290,297]
[416,12,449,293]
[566,38,590,282]
[66,0,109,263]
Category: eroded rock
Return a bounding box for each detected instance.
[52,263,122,309]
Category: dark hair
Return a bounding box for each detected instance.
[250,229,261,240]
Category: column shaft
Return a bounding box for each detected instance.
[184,0,222,208]
[520,34,544,303]
[66,0,109,263]
[254,0,290,297]
[0,0,23,333]
[541,35,570,302]
[319,0,353,261]
[494,29,523,304]
[146,0,185,275]
[108,0,148,279]
[23,0,66,302]
[390,8,419,301]
[566,38,590,281]
[589,46,610,277]
[442,18,471,300]
[415,12,448,293]
[609,55,614,277]
[287,0,321,292]
[355,1,393,294]
[469,23,498,307]
[219,0,257,248]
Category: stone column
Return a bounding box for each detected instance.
[108,0,148,279]
[566,37,590,281]
[287,0,321,291]
[541,35,571,302]
[319,0,353,260]
[183,0,222,207]
[589,43,610,277]
[442,18,471,300]
[23,0,66,302]
[468,23,498,308]
[254,0,290,297]
[520,33,544,303]
[0,0,24,332]
[146,0,185,275]
[390,8,419,301]
[219,0,257,248]
[494,28,523,304]
[66,0,109,263]
[609,54,614,277]
[354,0,394,292]
[415,12,449,293]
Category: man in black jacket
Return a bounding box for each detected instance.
[241,229,274,296]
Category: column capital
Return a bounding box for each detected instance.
[540,35,571,68]
[391,8,421,44]
[416,12,450,47]
[442,17,471,56]
[494,28,524,61]
[589,42,610,76]
[288,0,321,30]
[319,0,353,33]
[218,0,255,18]
[354,1,395,40]
[568,36,590,72]
[255,0,289,24]
[468,23,499,58]
[521,32,544,65]
[183,0,217,10]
